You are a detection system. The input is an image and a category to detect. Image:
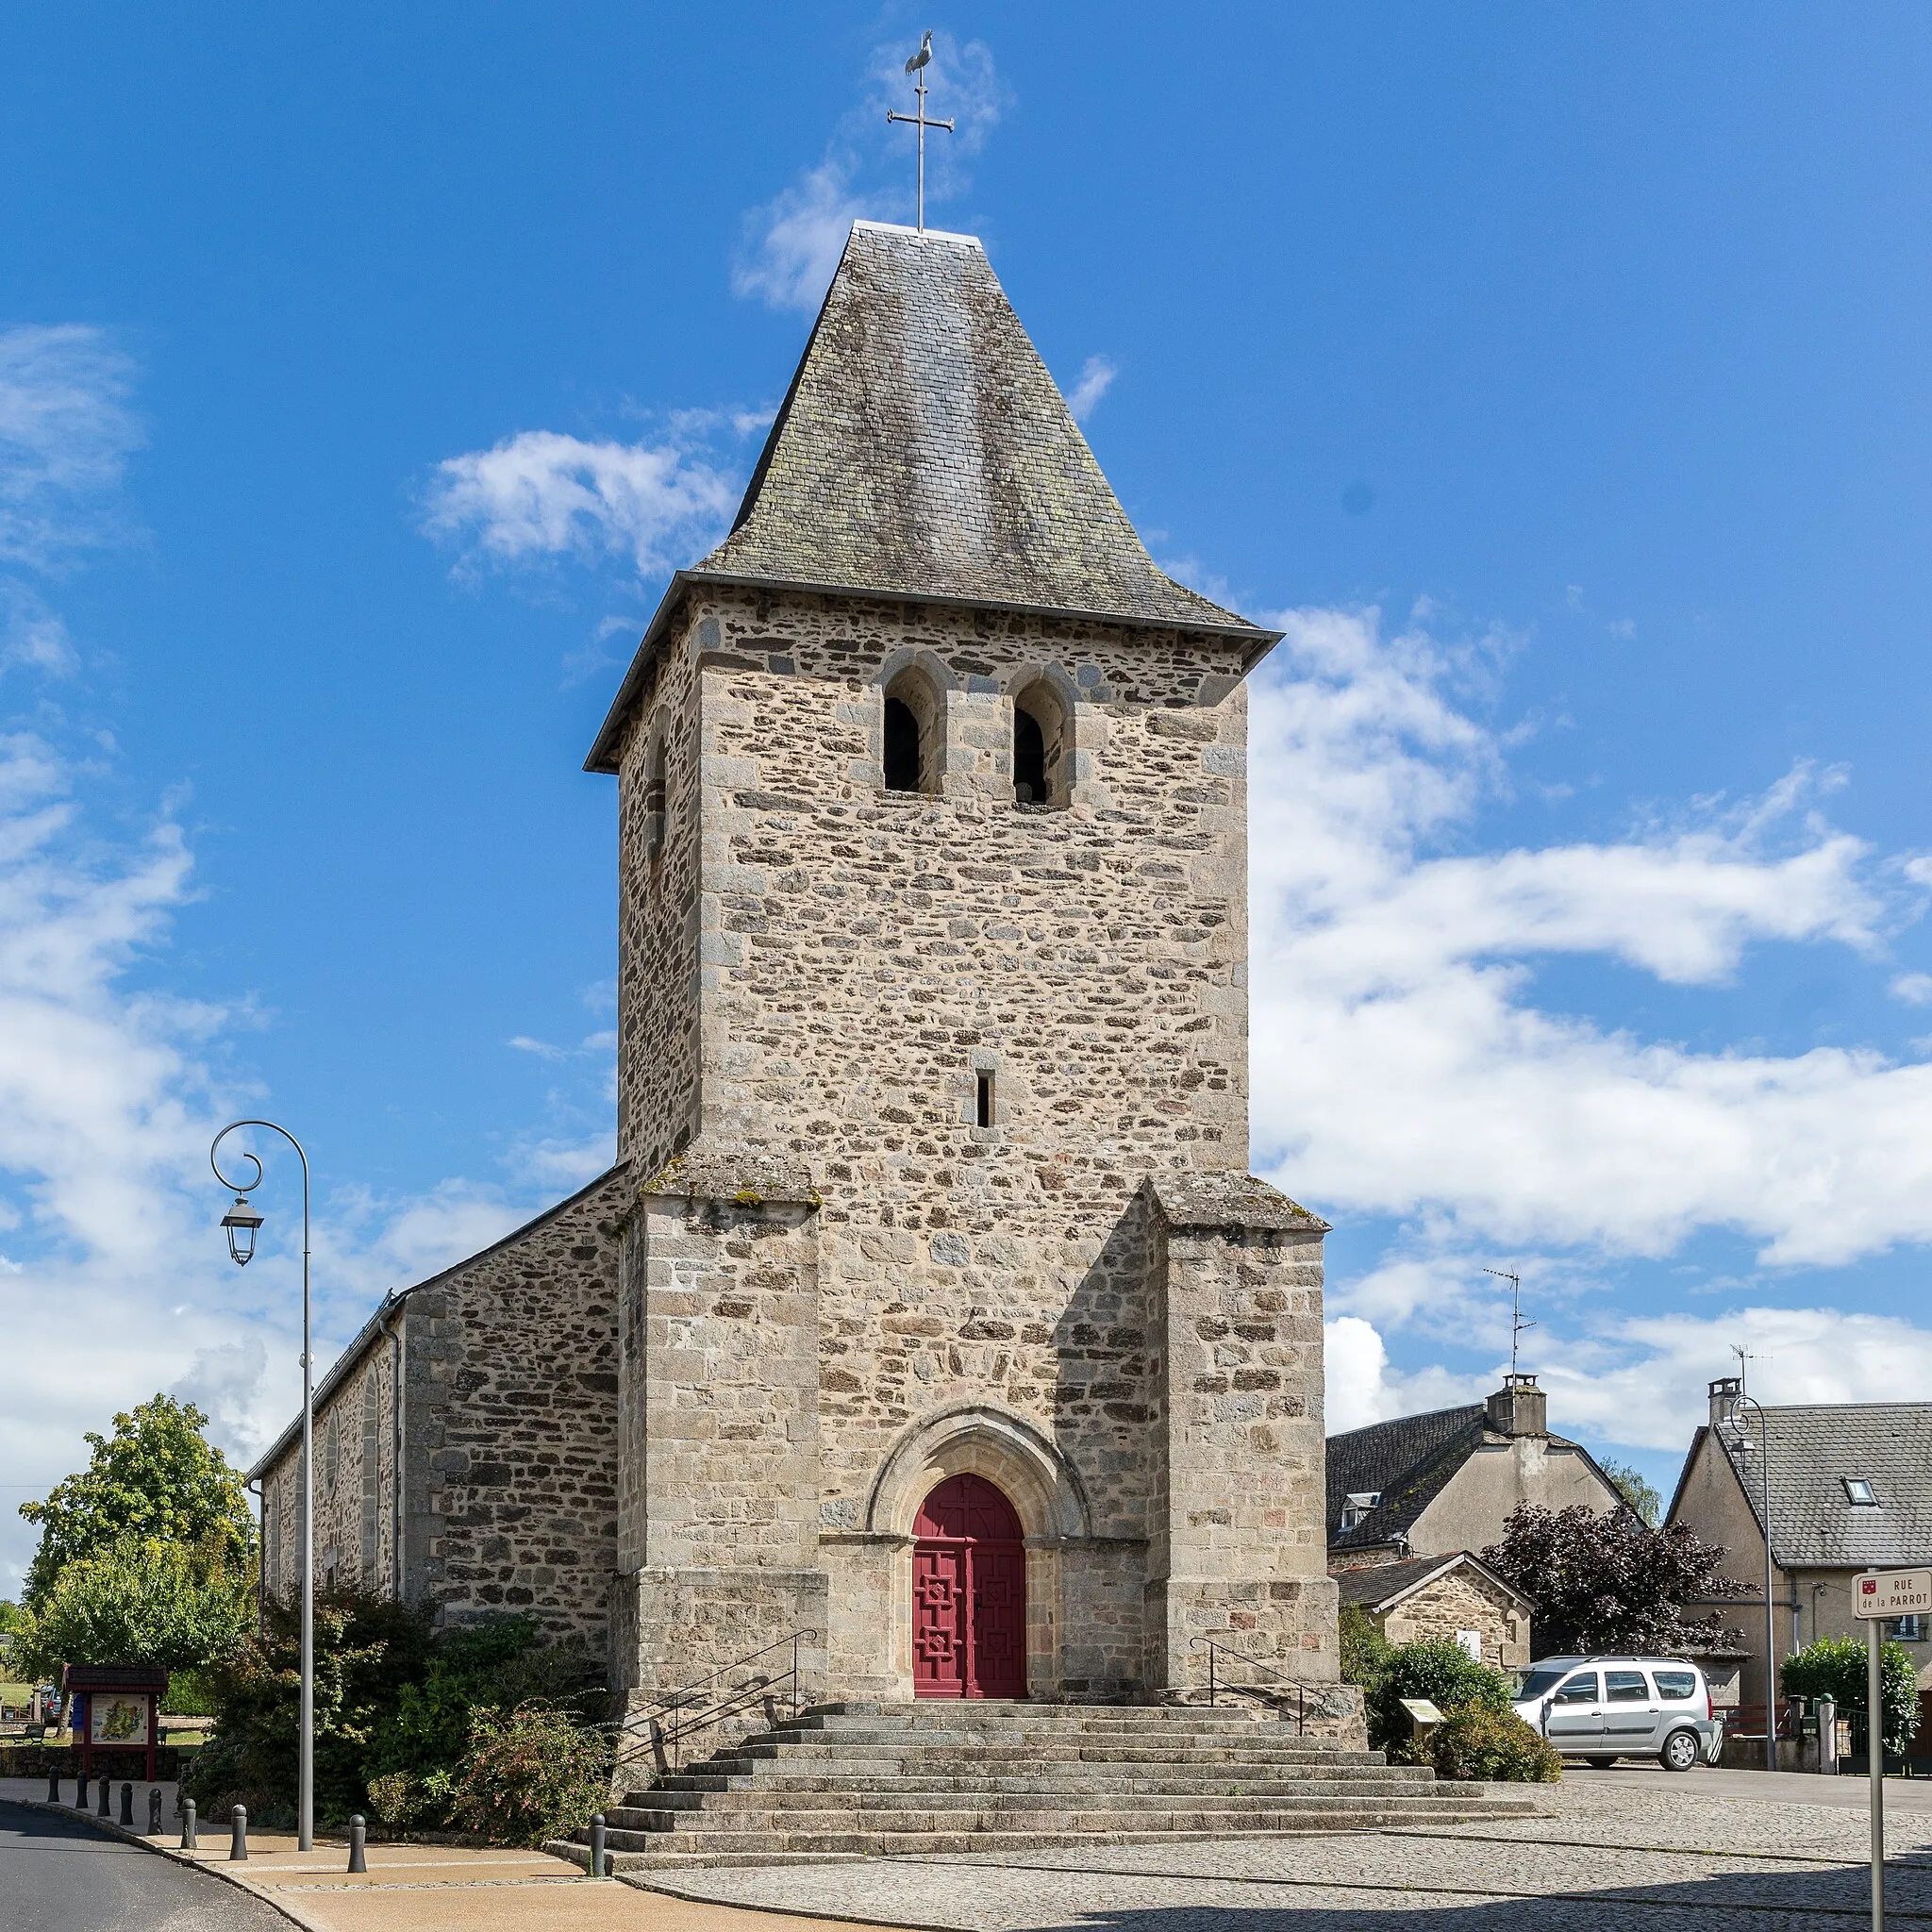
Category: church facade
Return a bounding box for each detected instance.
[254,221,1339,1709]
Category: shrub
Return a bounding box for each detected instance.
[1782,1637,1920,1757]
[1339,1604,1394,1690]
[1428,1705,1561,1782]
[1366,1637,1513,1754]
[449,1703,608,1847]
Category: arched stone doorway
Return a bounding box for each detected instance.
[911,1473,1027,1699]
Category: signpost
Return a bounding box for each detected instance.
[1854,1566,1932,1932]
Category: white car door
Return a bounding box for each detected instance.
[1542,1669,1605,1749]
[1601,1668,1660,1754]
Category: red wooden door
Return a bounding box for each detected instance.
[912,1474,1026,1699]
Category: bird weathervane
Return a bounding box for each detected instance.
[888,30,953,235]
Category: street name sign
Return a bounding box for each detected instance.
[1854,1568,1932,1619]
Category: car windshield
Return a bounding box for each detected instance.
[1513,1668,1569,1703]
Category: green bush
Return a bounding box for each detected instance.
[1427,1705,1561,1782]
[1366,1637,1513,1754]
[161,1669,221,1718]
[448,1702,609,1847]
[185,1591,606,1831]
[1339,1604,1394,1689]
[1781,1638,1920,1757]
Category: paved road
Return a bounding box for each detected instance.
[0,1800,286,1932]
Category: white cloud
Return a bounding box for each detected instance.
[1065,355,1117,425]
[0,325,142,570]
[423,429,739,581]
[1890,971,1932,1005]
[734,32,1009,313]
[1250,606,1932,1269]
[734,160,869,312]
[2,586,78,675]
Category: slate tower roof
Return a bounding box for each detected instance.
[698,221,1257,633]
[586,221,1273,771]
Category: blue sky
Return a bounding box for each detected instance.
[6,4,1932,1587]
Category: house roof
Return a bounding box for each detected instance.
[584,221,1278,774]
[246,1163,628,1483]
[1325,1398,1622,1554]
[1670,1403,1932,1571]
[1331,1549,1534,1616]
[1325,1404,1487,1552]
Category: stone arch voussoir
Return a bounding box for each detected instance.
[866,1405,1092,1542]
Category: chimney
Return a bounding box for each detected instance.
[1487,1373,1547,1439]
[1708,1376,1741,1431]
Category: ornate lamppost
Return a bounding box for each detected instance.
[1718,1382,1779,1776]
[211,1120,313,1853]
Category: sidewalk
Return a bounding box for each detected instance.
[0,1786,892,1932]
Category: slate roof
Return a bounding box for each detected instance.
[1325,1403,1487,1553]
[585,222,1277,774]
[701,222,1260,632]
[1331,1551,1534,1614]
[1673,1403,1932,1571]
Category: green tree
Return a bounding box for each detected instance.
[1482,1501,1744,1656]
[20,1396,255,1606]
[1339,1602,1395,1689]
[1599,1458,1663,1528]
[1782,1637,1921,1758]
[9,1537,254,1681]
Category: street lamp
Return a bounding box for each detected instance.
[1718,1382,1779,1776]
[211,1120,314,1853]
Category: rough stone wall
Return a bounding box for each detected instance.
[1378,1570,1529,1670]
[617,613,704,1179]
[601,585,1329,1701]
[406,1168,629,1645]
[1146,1177,1336,1691]
[258,1332,400,1602]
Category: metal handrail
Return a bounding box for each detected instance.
[612,1629,818,1780]
[1190,1637,1307,1732]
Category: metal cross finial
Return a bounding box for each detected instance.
[888,30,954,235]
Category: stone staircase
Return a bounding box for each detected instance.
[551,1701,1541,1871]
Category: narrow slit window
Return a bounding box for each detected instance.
[1013,707,1046,802]
[884,697,922,792]
[975,1071,994,1128]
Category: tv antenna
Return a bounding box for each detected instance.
[1483,1267,1536,1376]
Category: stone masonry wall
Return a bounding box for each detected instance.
[1377,1569,1529,1671]
[256,1167,629,1651]
[1147,1175,1336,1692]
[602,584,1328,1698]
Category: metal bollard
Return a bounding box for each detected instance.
[347,1815,367,1874]
[46,1769,59,1803]
[229,1804,248,1861]
[148,1787,162,1835]
[96,1775,109,1818]
[119,1783,133,1827]
[181,1798,197,1850]
[588,1812,607,1878]
[75,1773,89,1810]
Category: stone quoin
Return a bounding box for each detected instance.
[252,220,1342,1715]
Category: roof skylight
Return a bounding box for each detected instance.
[1842,1477,1878,1507]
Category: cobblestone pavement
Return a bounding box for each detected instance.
[631,1774,1932,1930]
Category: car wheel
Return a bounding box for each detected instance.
[1660,1729,1701,1773]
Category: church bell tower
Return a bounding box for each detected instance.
[586,221,1336,1708]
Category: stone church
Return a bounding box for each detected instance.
[253,220,1339,1711]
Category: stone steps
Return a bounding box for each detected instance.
[554,1701,1541,1872]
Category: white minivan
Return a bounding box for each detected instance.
[1511,1657,1723,1771]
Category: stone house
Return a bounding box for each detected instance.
[1334,1552,1533,1672]
[1327,1374,1627,1571]
[252,220,1341,1713]
[1666,1380,1932,1724]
